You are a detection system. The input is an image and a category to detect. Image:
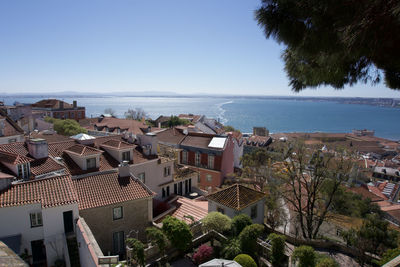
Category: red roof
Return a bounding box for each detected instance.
[347,185,384,202]
[30,157,65,177]
[0,175,78,208]
[170,197,208,224]
[94,117,150,135]
[100,139,135,149]
[72,171,153,210]
[207,184,266,210]
[0,150,33,165]
[64,144,103,156]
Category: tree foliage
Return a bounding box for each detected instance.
[241,149,271,189]
[125,108,147,120]
[45,117,87,136]
[146,227,168,257]
[265,183,286,231]
[255,0,400,91]
[233,254,257,267]
[341,213,398,258]
[161,216,192,252]
[279,143,353,239]
[231,214,252,235]
[166,116,190,127]
[293,246,316,267]
[202,212,232,234]
[268,233,286,266]
[239,224,264,257]
[222,238,242,260]
[192,244,213,264]
[316,257,339,267]
[126,238,145,266]
[376,247,400,266]
[224,125,240,133]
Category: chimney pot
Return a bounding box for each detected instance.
[27,138,48,159]
[118,161,130,177]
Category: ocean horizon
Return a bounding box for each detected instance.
[3,95,400,140]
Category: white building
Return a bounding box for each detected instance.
[0,175,79,267]
[207,184,266,224]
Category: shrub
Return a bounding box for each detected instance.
[293,246,316,267]
[239,224,264,257]
[46,117,87,136]
[233,254,257,267]
[222,238,242,260]
[146,227,168,257]
[126,238,145,266]
[162,216,192,252]
[376,247,400,265]
[268,233,286,266]
[202,211,232,234]
[232,214,252,235]
[192,244,213,264]
[316,257,339,267]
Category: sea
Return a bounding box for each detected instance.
[2,96,400,140]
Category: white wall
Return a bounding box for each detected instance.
[102,147,133,163]
[233,139,243,168]
[0,134,24,144]
[208,198,265,224]
[66,152,100,170]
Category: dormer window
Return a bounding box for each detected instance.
[17,163,30,179]
[86,158,96,169]
[122,151,130,162]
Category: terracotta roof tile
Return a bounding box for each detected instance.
[180,135,213,150]
[94,117,150,135]
[156,128,186,146]
[100,139,135,149]
[30,157,65,177]
[0,175,78,208]
[0,150,33,165]
[347,186,384,202]
[170,197,208,224]
[65,144,103,156]
[72,171,153,210]
[206,184,266,210]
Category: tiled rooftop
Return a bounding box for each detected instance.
[100,139,135,149]
[0,175,78,208]
[170,197,208,224]
[0,150,33,165]
[64,144,103,156]
[29,157,65,176]
[72,171,153,210]
[206,184,266,210]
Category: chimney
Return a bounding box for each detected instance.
[0,175,14,191]
[27,138,48,159]
[59,101,64,110]
[118,161,130,177]
[73,100,77,108]
[145,132,158,156]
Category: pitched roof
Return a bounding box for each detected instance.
[0,175,78,208]
[100,139,135,149]
[206,184,266,210]
[347,185,384,202]
[72,171,153,210]
[0,150,33,165]
[29,132,72,143]
[0,109,24,136]
[64,144,103,156]
[170,197,208,224]
[94,117,150,135]
[29,157,65,177]
[180,134,214,150]
[156,128,186,145]
[32,99,73,109]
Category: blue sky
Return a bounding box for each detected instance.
[0,0,399,98]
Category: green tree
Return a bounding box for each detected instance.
[341,214,398,257]
[293,246,316,267]
[146,227,168,258]
[224,125,240,133]
[222,238,242,260]
[268,233,286,266]
[265,183,286,231]
[231,214,252,235]
[376,247,400,266]
[45,117,87,136]
[126,238,145,267]
[316,257,339,267]
[202,212,232,234]
[161,216,192,252]
[239,224,264,257]
[166,116,189,127]
[233,254,257,267]
[241,149,271,189]
[255,0,400,91]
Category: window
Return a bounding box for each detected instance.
[251,205,257,219]
[112,231,125,256]
[113,207,123,220]
[122,151,130,162]
[195,152,201,167]
[182,150,188,164]
[164,166,171,177]
[162,188,166,198]
[86,158,96,169]
[206,174,213,182]
[30,212,43,227]
[138,172,145,183]
[174,183,177,194]
[71,112,74,118]
[166,186,170,196]
[217,207,225,214]
[208,154,214,169]
[18,163,30,179]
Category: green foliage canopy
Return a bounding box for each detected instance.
[376,247,400,266]
[231,214,252,235]
[126,238,145,266]
[45,117,87,136]
[222,238,242,260]
[233,254,257,267]
[145,227,168,256]
[255,0,400,90]
[166,116,190,127]
[293,246,316,267]
[161,216,193,252]
[239,224,264,257]
[202,212,232,234]
[268,233,286,266]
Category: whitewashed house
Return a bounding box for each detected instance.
[207,184,266,224]
[0,175,79,267]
